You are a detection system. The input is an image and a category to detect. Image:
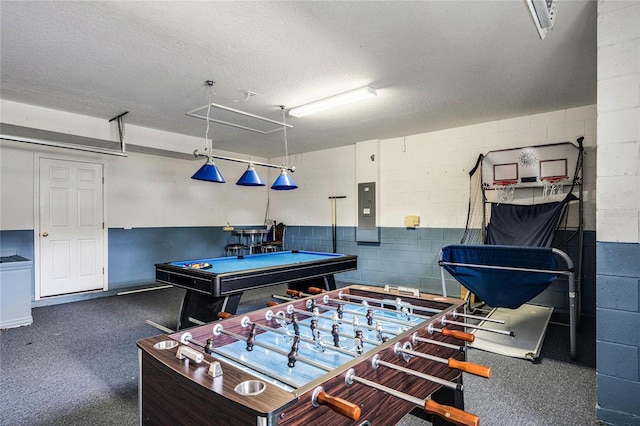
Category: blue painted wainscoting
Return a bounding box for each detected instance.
[0,227,596,317]
[108,227,228,289]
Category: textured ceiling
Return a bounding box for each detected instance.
[0,1,596,158]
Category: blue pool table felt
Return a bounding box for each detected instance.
[170,251,347,274]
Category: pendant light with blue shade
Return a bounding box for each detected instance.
[191,81,225,183]
[271,106,298,190]
[236,163,265,186]
[190,83,297,188]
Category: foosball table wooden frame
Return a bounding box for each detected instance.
[137,285,490,426]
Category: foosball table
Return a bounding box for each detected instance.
[137,285,491,426]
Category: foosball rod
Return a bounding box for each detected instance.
[145,320,212,351]
[255,303,463,348]
[141,328,222,378]
[328,289,504,324]
[413,333,467,352]
[179,331,302,389]
[146,323,300,389]
[212,323,334,371]
[291,289,431,322]
[270,302,468,350]
[240,316,356,357]
[304,288,501,325]
[394,342,492,378]
[208,345,301,389]
[412,332,466,352]
[306,297,425,328]
[145,319,174,334]
[345,368,480,426]
[314,323,382,347]
[309,292,434,324]
[276,294,413,331]
[267,311,396,349]
[425,324,476,342]
[371,354,463,391]
[281,302,404,336]
[330,289,440,314]
[441,317,515,337]
[186,310,235,326]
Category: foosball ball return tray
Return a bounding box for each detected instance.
[137,285,493,426]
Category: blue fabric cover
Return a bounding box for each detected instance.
[441,244,558,309]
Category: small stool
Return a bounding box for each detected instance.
[225,244,246,257]
[260,244,279,253]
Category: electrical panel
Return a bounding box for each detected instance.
[357,182,379,242]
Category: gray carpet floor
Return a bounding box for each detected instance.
[0,285,597,425]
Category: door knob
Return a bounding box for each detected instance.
[42,232,49,237]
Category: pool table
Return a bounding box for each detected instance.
[155,250,357,329]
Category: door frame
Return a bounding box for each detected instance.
[34,153,109,300]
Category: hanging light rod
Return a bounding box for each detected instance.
[192,149,295,173]
[191,81,297,189]
[289,86,377,118]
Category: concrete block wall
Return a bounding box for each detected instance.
[286,226,464,295]
[596,1,640,424]
[596,243,640,424]
[270,105,597,231]
[285,225,597,316]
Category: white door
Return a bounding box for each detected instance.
[39,158,105,297]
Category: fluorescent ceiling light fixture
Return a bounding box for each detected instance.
[289,86,377,117]
[524,0,558,40]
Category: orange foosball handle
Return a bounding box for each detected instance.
[217,312,233,319]
[307,287,326,294]
[424,399,479,426]
[441,328,475,343]
[266,301,279,307]
[316,391,361,421]
[447,358,492,378]
[286,289,305,298]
